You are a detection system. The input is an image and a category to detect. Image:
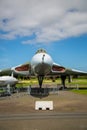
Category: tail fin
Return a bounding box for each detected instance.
[11,72,14,77]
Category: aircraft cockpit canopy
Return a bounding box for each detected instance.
[35,49,47,54]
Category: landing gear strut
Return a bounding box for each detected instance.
[38,75,44,89]
[61,75,66,89]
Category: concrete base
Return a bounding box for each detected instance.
[35,101,53,110]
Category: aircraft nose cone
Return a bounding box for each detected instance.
[31,53,53,75]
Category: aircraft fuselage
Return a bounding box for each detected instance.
[31,52,53,76]
[0,76,18,86]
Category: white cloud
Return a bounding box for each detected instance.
[0,0,87,43]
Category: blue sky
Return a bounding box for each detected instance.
[0,0,87,71]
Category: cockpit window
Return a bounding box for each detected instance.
[35,49,47,54]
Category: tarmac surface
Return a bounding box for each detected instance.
[0,90,87,130]
[0,112,87,120]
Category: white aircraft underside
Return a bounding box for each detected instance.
[0,76,18,86]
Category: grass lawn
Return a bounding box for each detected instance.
[16,78,87,89]
[0,89,5,93]
[71,89,87,95]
